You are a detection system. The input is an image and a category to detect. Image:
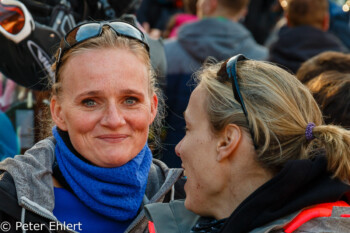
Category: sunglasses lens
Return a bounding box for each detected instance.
[110,22,145,43]
[0,3,25,34]
[65,23,101,45]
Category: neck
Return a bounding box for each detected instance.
[214,167,273,220]
[211,138,273,220]
[209,7,246,22]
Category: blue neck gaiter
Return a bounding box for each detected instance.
[52,126,152,221]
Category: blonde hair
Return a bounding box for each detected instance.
[48,26,164,151]
[196,59,350,181]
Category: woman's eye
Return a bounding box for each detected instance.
[82,99,96,107]
[125,97,138,105]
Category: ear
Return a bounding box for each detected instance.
[216,124,241,162]
[237,7,248,21]
[149,93,158,124]
[322,12,330,31]
[285,13,292,27]
[50,96,68,131]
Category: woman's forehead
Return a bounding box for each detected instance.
[59,49,150,95]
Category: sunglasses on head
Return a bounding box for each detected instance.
[0,0,35,43]
[55,20,150,82]
[219,54,257,149]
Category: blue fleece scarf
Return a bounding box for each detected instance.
[52,126,152,221]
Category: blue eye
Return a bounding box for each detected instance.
[82,99,96,107]
[125,97,138,105]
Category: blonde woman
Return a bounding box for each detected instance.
[146,55,350,233]
[0,21,183,233]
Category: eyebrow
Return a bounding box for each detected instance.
[75,90,102,99]
[119,89,145,97]
[75,89,145,99]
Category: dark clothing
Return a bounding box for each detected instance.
[269,25,348,74]
[244,0,283,45]
[220,156,350,233]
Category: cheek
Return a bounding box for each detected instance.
[125,110,152,140]
[64,111,98,133]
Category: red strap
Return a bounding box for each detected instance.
[283,201,350,233]
[148,221,156,233]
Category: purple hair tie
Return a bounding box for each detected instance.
[305,122,316,141]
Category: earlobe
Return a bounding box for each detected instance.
[216,124,241,162]
[50,96,67,131]
[285,13,291,27]
[322,13,330,31]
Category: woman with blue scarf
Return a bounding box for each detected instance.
[0,21,183,233]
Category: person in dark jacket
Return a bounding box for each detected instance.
[268,0,348,74]
[161,0,267,168]
[0,21,183,233]
[145,55,350,233]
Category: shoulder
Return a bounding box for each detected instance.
[251,204,350,233]
[145,200,200,233]
[164,38,201,75]
[293,206,350,233]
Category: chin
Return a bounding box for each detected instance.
[184,198,200,215]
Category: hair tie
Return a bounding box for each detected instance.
[305,122,316,141]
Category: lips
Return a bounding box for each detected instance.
[96,134,129,143]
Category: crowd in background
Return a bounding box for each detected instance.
[0,0,350,165]
[0,0,350,233]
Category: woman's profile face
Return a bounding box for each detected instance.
[51,48,157,167]
[175,85,225,216]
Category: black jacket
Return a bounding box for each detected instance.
[220,156,350,233]
[268,25,348,74]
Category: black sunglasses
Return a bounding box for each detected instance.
[219,54,257,149]
[55,20,150,82]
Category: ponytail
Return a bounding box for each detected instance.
[310,125,350,181]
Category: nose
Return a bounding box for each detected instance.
[175,139,183,157]
[100,103,126,128]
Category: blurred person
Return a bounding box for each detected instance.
[145,54,350,233]
[243,0,283,45]
[162,0,268,168]
[296,51,350,84]
[0,21,183,233]
[0,111,19,160]
[328,0,350,50]
[306,71,350,128]
[268,0,348,74]
[137,0,184,38]
[163,0,199,38]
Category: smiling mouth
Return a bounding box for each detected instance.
[96,135,128,143]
